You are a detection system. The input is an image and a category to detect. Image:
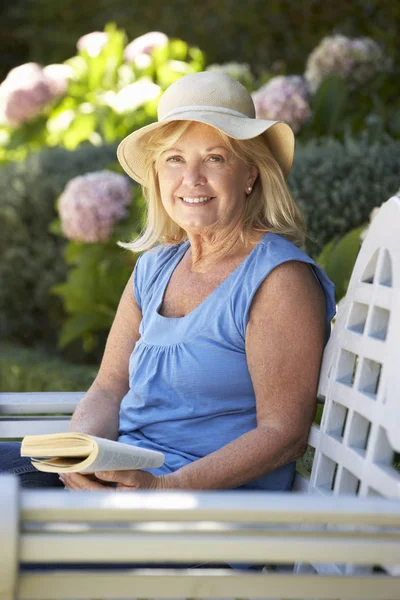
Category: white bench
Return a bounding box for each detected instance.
[1,195,400,600]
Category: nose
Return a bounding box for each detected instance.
[182,161,206,187]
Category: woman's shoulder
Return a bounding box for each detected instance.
[258,232,311,262]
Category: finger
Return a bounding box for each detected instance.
[61,473,108,491]
[95,470,120,483]
[115,484,138,492]
[96,470,147,488]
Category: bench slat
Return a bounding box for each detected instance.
[21,533,400,565]
[0,392,82,414]
[0,419,70,437]
[17,572,400,600]
[21,491,400,525]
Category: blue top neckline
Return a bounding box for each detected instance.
[155,232,270,321]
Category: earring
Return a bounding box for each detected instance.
[247,186,252,193]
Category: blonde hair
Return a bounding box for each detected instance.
[119,121,306,252]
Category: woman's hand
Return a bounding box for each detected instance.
[96,470,164,490]
[59,470,165,491]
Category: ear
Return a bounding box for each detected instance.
[248,165,259,188]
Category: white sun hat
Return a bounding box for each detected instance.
[117,71,295,185]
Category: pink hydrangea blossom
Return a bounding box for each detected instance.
[0,63,58,126]
[305,35,390,92]
[77,32,109,58]
[252,76,311,133]
[124,31,168,64]
[58,171,133,243]
[43,64,74,97]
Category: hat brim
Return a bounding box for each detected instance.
[117,112,294,185]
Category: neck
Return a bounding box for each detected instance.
[185,225,260,273]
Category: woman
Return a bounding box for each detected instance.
[0,71,335,493]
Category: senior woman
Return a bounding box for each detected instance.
[0,71,335,493]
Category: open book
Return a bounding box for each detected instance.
[21,433,165,474]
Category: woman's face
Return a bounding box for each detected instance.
[156,122,257,235]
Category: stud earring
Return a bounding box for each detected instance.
[247,186,252,193]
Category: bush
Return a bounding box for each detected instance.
[289,134,400,256]
[0,342,97,392]
[0,142,117,346]
[1,1,399,80]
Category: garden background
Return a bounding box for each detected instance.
[1,0,399,392]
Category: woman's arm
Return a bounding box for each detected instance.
[69,272,142,440]
[160,260,327,490]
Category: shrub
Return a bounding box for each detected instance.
[289,134,400,256]
[1,1,399,80]
[0,142,117,346]
[0,342,97,392]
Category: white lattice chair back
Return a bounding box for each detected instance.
[311,195,400,500]
[300,195,400,580]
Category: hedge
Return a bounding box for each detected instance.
[289,134,400,255]
[0,142,117,347]
[0,342,97,392]
[0,1,399,81]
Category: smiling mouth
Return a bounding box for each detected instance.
[180,196,215,205]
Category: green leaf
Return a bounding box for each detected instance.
[315,238,335,271]
[311,75,348,137]
[58,312,111,348]
[48,218,63,237]
[322,226,365,301]
[62,112,97,149]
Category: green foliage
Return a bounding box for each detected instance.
[0,342,97,392]
[0,142,117,347]
[1,0,399,81]
[299,72,400,142]
[289,134,400,256]
[316,226,365,301]
[51,187,144,351]
[305,76,349,138]
[0,25,205,163]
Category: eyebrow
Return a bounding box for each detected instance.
[162,145,228,154]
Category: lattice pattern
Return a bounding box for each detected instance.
[301,196,400,581]
[310,196,400,500]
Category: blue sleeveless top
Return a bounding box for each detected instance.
[118,232,336,490]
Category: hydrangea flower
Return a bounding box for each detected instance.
[101,79,161,114]
[58,171,132,243]
[0,63,58,126]
[305,35,390,92]
[77,32,109,58]
[252,76,311,133]
[43,64,74,97]
[124,31,168,65]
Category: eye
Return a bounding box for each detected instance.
[208,155,224,163]
[166,155,183,163]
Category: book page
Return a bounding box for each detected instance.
[82,436,165,472]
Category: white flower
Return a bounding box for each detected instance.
[58,171,132,243]
[101,79,161,114]
[77,32,109,58]
[124,31,168,64]
[43,64,74,97]
[252,76,311,133]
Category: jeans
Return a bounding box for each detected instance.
[0,441,64,487]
